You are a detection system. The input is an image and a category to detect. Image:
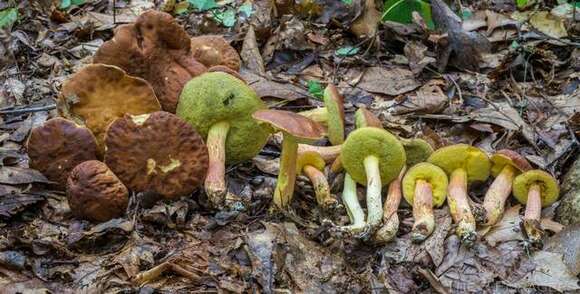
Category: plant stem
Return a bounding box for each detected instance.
[303,165,335,209]
[411,179,435,243]
[273,135,298,209]
[204,121,230,208]
[364,155,383,230]
[341,173,366,232]
[483,165,515,225]
[375,168,404,243]
[448,168,476,245]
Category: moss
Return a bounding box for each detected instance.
[427,144,490,183]
[402,162,448,207]
[176,72,269,163]
[556,158,580,225]
[513,170,559,207]
[402,138,434,167]
[341,127,406,186]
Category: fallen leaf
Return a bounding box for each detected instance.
[506,251,580,292]
[240,26,266,75]
[393,80,447,114]
[544,223,580,275]
[529,11,567,39]
[404,41,436,75]
[356,67,421,96]
[0,167,51,185]
[0,193,45,220]
[482,205,523,246]
[241,69,309,101]
[350,0,380,38]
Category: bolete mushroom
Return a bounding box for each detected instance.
[252,110,325,209]
[27,118,99,186]
[190,35,241,71]
[355,106,382,128]
[483,149,532,226]
[104,111,209,199]
[401,138,435,167]
[427,144,490,244]
[58,64,161,153]
[67,160,128,222]
[340,173,367,233]
[93,10,207,112]
[402,163,448,243]
[297,144,341,163]
[299,84,345,145]
[176,72,269,207]
[341,127,406,231]
[513,169,559,245]
[296,151,337,210]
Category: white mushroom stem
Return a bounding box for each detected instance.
[341,173,366,232]
[302,165,334,209]
[273,135,298,209]
[448,168,476,244]
[204,121,230,208]
[483,165,516,225]
[374,168,404,243]
[298,107,328,124]
[411,180,435,243]
[364,155,383,230]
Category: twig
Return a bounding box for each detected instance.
[417,267,449,294]
[0,104,56,115]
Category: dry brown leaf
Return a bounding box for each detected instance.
[356,67,421,96]
[241,26,266,75]
[393,80,447,114]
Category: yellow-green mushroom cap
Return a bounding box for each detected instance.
[340,127,406,186]
[296,151,325,174]
[323,84,345,145]
[176,72,269,163]
[513,170,559,207]
[402,162,448,207]
[355,107,382,129]
[490,149,532,177]
[427,144,491,183]
[402,138,434,167]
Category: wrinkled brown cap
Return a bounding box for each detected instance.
[252,109,326,142]
[491,149,532,177]
[27,118,99,186]
[67,160,129,222]
[93,10,207,112]
[104,111,209,199]
[59,64,161,154]
[190,35,241,71]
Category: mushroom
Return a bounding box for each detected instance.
[176,72,269,207]
[58,64,161,153]
[299,84,345,145]
[341,127,406,231]
[401,138,435,167]
[355,107,382,128]
[93,10,207,112]
[27,118,99,187]
[483,149,532,226]
[104,111,209,199]
[340,173,367,233]
[402,163,448,243]
[252,110,325,209]
[67,160,129,222]
[297,144,341,163]
[296,151,337,210]
[513,170,559,245]
[427,144,490,245]
[189,35,241,71]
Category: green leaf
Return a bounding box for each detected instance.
[174,1,190,14]
[188,0,218,11]
[307,80,324,99]
[342,0,353,5]
[516,0,529,8]
[0,8,18,29]
[238,3,253,18]
[212,9,236,27]
[60,0,85,9]
[335,46,360,57]
[382,0,433,29]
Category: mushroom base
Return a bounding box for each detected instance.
[483,165,516,226]
[411,179,435,243]
[273,135,298,209]
[303,165,337,210]
[448,168,477,245]
[204,121,230,208]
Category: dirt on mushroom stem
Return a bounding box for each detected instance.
[448,168,476,245]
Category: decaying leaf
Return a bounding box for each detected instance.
[356,67,421,96]
[393,80,447,114]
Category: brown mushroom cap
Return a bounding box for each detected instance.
[67,160,129,222]
[104,111,209,199]
[490,149,532,177]
[190,35,241,71]
[58,64,161,154]
[252,109,326,143]
[27,118,99,186]
[93,10,207,112]
[355,107,382,129]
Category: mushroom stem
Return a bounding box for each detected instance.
[448,168,476,244]
[273,135,298,209]
[204,121,230,208]
[375,168,405,243]
[341,173,366,232]
[364,155,383,230]
[330,155,343,173]
[297,144,341,163]
[298,108,328,124]
[411,179,435,243]
[302,165,334,209]
[483,165,516,225]
[522,184,543,243]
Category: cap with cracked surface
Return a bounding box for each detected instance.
[58,64,161,153]
[177,72,269,163]
[93,10,207,112]
[67,160,128,222]
[323,84,345,145]
[491,149,532,177]
[340,127,406,186]
[190,35,241,71]
[27,118,99,186]
[296,151,325,173]
[427,144,490,183]
[104,111,209,199]
[355,107,382,129]
[513,170,559,207]
[402,162,448,207]
[252,109,326,143]
[402,138,434,167]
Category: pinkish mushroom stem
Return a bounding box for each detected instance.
[302,165,332,208]
[299,108,328,124]
[297,144,341,163]
[483,165,516,225]
[375,168,404,243]
[448,168,476,245]
[364,156,383,229]
[274,135,298,208]
[411,180,435,243]
[204,121,230,207]
[522,184,543,242]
